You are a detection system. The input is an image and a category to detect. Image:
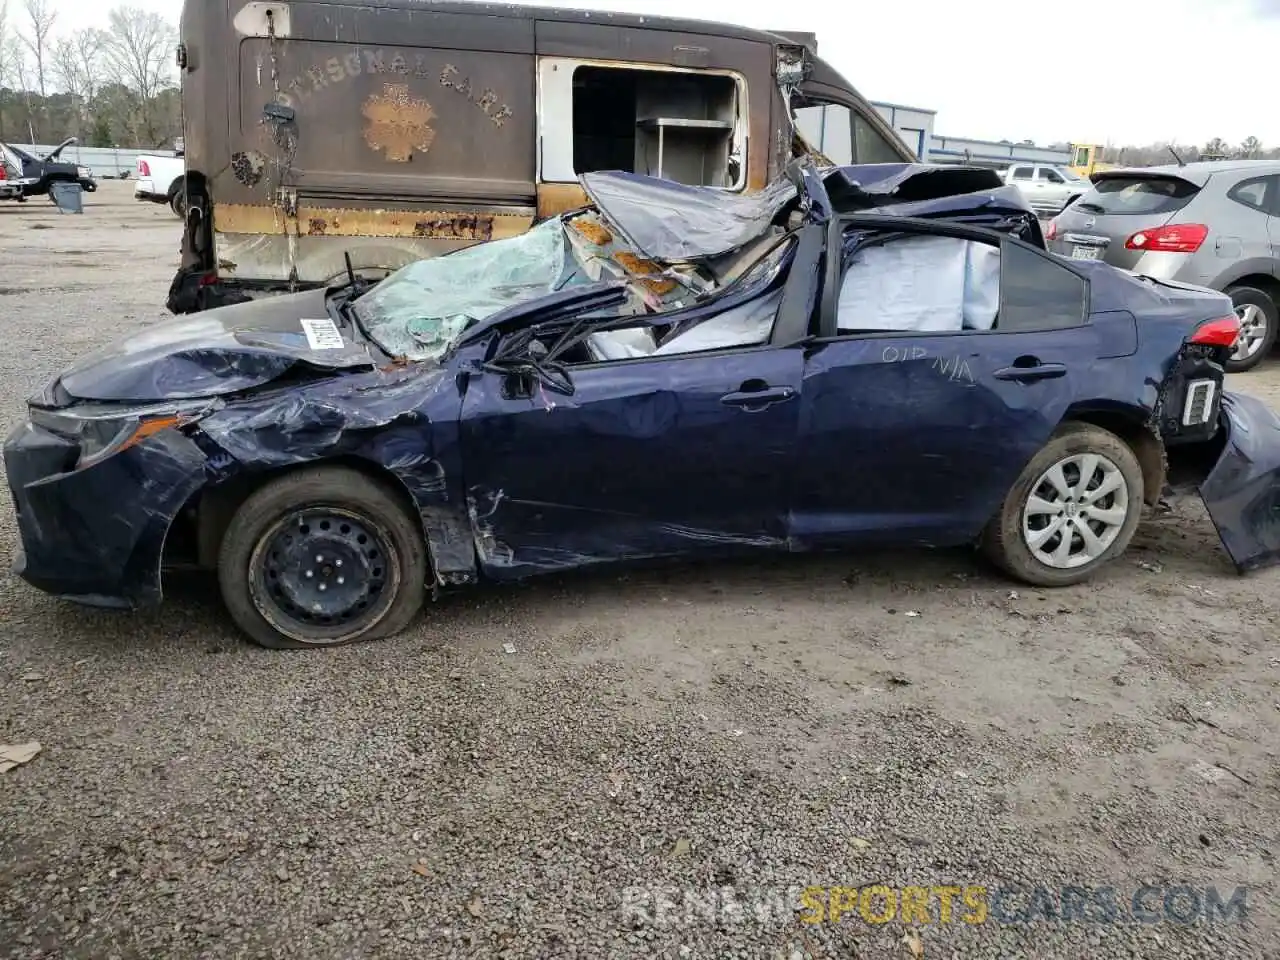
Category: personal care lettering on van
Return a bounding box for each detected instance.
[439,63,513,127]
[275,48,514,128]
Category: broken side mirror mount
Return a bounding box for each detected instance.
[487,339,576,400]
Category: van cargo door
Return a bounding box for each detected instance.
[219,3,537,286]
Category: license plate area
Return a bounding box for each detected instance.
[1071,245,1102,260]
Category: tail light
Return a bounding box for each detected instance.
[1124,223,1208,253]
[0,165,6,181]
[138,159,151,176]
[1045,219,1058,241]
[1189,315,1241,347]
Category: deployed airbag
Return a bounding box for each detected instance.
[837,237,1000,333]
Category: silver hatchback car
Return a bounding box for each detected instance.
[1048,160,1280,372]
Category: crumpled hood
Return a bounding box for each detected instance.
[53,289,375,403]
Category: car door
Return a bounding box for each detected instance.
[1224,175,1280,274]
[1007,165,1035,203]
[790,217,1101,549]
[457,229,823,579]
[1037,166,1068,208]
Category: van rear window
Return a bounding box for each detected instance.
[1075,176,1200,216]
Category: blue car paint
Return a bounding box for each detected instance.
[1200,392,1280,573]
[2,163,1275,612]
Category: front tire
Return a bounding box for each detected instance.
[981,422,1144,587]
[1224,286,1277,373]
[217,466,428,649]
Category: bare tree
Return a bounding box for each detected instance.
[101,5,176,142]
[53,29,106,135]
[0,0,8,82]
[0,0,12,90]
[19,0,54,96]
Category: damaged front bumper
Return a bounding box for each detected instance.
[1199,391,1280,573]
[3,420,208,608]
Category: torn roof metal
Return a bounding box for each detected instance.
[579,162,1031,263]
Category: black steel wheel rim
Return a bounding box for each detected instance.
[249,506,398,642]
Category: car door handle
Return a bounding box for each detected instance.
[720,385,796,411]
[993,361,1068,382]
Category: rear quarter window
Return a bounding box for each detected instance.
[1076,175,1200,216]
[1227,176,1279,214]
[999,243,1088,331]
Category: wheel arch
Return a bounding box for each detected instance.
[1058,404,1165,506]
[166,455,448,581]
[1211,269,1280,302]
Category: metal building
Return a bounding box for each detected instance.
[870,101,936,161]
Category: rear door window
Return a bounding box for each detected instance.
[1010,166,1033,181]
[1075,175,1200,216]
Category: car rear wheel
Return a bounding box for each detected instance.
[981,422,1144,586]
[217,466,428,649]
[1224,286,1277,373]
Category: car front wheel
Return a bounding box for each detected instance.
[981,422,1144,586]
[1224,286,1277,373]
[217,466,429,649]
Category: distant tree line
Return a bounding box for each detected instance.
[1045,137,1276,166]
[0,0,179,148]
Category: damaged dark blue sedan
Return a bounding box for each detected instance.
[5,162,1277,648]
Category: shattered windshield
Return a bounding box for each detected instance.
[351,218,572,361]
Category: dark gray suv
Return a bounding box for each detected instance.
[1048,160,1280,372]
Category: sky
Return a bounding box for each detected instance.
[31,0,1280,149]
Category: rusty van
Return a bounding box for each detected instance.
[168,0,914,313]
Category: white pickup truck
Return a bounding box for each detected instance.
[134,141,187,217]
[1001,163,1092,216]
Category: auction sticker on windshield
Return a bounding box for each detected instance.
[300,317,345,350]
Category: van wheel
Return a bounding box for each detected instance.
[1224,286,1277,373]
[217,466,428,649]
[981,422,1144,587]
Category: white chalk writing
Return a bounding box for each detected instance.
[932,355,975,383]
[881,345,928,363]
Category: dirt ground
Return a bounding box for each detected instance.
[1,181,1278,959]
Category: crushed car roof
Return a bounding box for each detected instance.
[579,163,1032,262]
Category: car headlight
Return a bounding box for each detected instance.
[30,401,210,469]
[77,166,91,178]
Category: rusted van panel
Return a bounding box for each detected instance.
[173,0,912,312]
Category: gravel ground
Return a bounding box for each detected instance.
[1,182,1279,960]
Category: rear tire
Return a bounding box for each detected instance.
[1224,285,1277,373]
[217,466,428,649]
[168,177,187,219]
[981,422,1144,587]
